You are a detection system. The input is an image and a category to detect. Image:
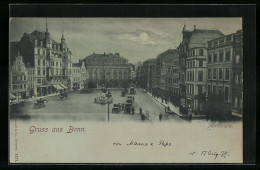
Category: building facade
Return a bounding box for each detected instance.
[10,52,29,101]
[178,24,224,113]
[83,52,131,88]
[186,47,208,113]
[143,58,156,93]
[10,21,73,97]
[207,30,243,117]
[72,63,81,89]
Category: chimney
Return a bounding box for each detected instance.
[194,25,196,30]
[104,52,106,55]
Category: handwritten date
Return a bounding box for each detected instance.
[188,150,229,160]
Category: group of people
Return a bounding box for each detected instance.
[59,90,68,100]
[138,107,164,122]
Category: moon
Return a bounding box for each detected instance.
[140,32,149,41]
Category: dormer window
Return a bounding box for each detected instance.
[40,41,43,46]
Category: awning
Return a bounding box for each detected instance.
[52,84,63,90]
[9,94,16,99]
[59,84,68,89]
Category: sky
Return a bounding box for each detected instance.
[9,18,242,64]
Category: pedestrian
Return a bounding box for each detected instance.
[159,113,162,122]
[165,107,167,113]
[131,106,135,114]
[139,107,142,114]
[167,106,170,111]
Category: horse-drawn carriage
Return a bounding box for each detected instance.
[112,103,122,113]
[129,87,136,94]
[34,98,48,109]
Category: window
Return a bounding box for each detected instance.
[38,59,41,65]
[219,86,222,96]
[43,59,45,66]
[198,71,203,82]
[213,53,217,62]
[24,84,26,89]
[219,38,224,44]
[219,68,223,79]
[37,79,41,84]
[20,85,22,89]
[198,85,202,95]
[43,69,45,75]
[225,68,230,80]
[24,76,26,80]
[208,85,211,95]
[226,51,230,61]
[56,62,58,67]
[213,40,218,46]
[199,60,203,67]
[38,69,40,75]
[193,61,195,68]
[208,54,212,63]
[213,68,217,79]
[38,49,40,55]
[226,35,231,42]
[208,69,212,79]
[225,87,229,102]
[199,49,203,56]
[43,50,45,56]
[236,55,240,64]
[219,52,224,62]
[208,41,212,47]
[213,85,216,94]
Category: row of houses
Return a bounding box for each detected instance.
[9,22,133,101]
[137,25,243,118]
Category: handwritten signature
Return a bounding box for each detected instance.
[188,150,229,160]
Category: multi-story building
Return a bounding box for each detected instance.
[83,52,131,88]
[231,30,243,117]
[152,49,176,103]
[178,24,224,111]
[72,63,81,89]
[27,64,35,97]
[207,29,243,117]
[10,21,73,97]
[186,47,208,113]
[10,52,28,101]
[143,58,156,93]
[79,60,87,89]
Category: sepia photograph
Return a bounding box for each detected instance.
[9,17,243,163]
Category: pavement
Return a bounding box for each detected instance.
[146,91,206,120]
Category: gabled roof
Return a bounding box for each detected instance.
[25,30,60,45]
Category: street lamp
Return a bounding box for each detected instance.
[107,96,113,122]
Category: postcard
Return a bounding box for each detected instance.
[9,17,243,163]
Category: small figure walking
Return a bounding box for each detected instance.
[159,113,163,122]
[139,107,142,114]
[131,106,135,114]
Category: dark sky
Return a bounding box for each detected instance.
[9,18,242,64]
